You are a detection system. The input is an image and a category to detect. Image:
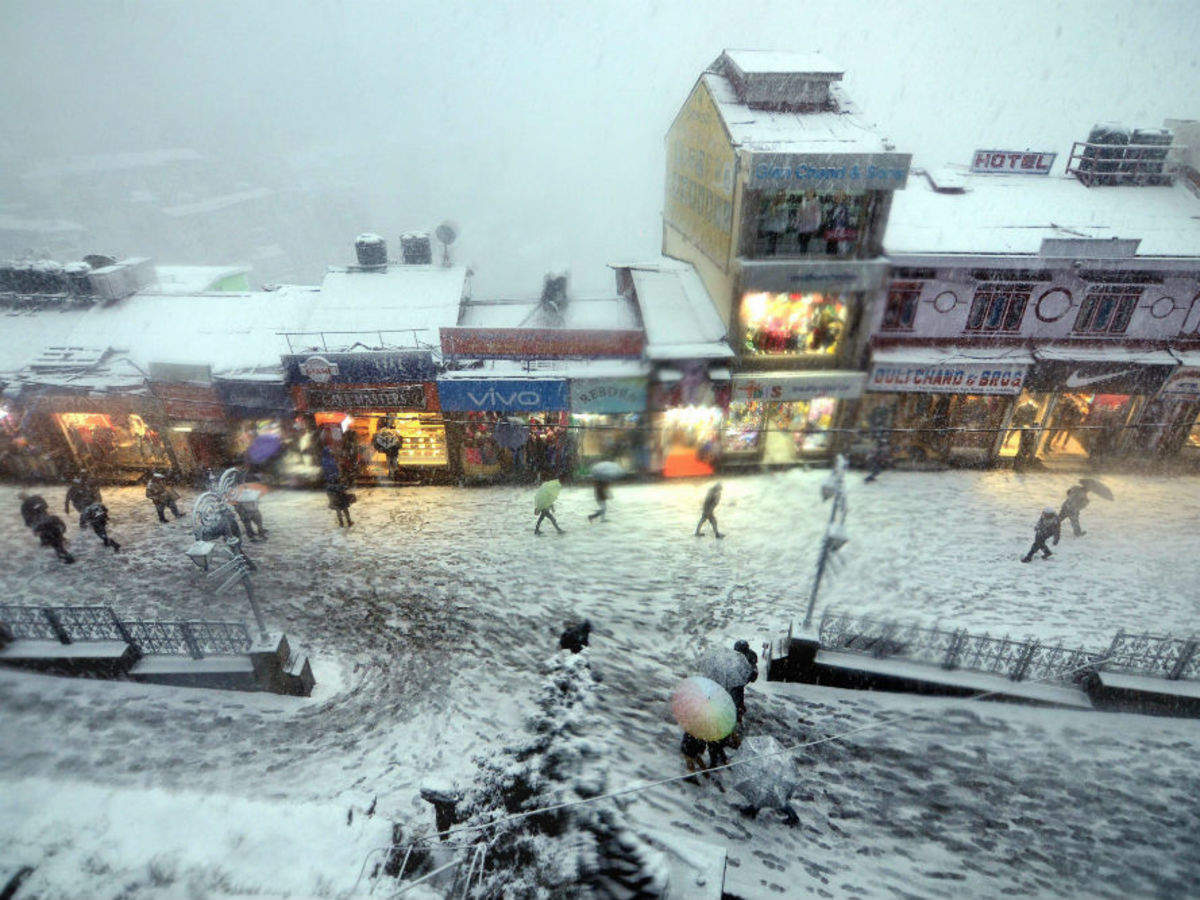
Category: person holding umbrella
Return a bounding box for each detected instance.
[533,478,564,535]
[1059,478,1113,537]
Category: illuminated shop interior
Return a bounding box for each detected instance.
[723,397,837,460]
[55,411,171,469]
[740,291,847,357]
[658,405,723,477]
[314,411,448,471]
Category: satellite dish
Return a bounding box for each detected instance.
[435,221,458,267]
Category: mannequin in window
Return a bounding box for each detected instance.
[791,190,823,254]
[758,197,789,255]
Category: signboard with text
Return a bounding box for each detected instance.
[152,382,226,421]
[1160,366,1200,398]
[438,379,569,412]
[747,152,911,191]
[570,378,647,414]
[971,149,1056,175]
[282,350,435,386]
[440,328,643,360]
[868,361,1027,395]
[732,371,866,402]
[293,382,436,412]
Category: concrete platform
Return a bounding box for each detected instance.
[0,640,139,679]
[1090,670,1200,717]
[129,654,259,692]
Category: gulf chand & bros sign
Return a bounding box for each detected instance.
[868,362,1027,395]
[747,152,911,191]
[438,378,569,413]
[970,149,1056,175]
[440,328,644,360]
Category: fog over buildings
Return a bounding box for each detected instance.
[1,0,1197,295]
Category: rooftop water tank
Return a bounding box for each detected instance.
[400,232,432,265]
[355,233,388,268]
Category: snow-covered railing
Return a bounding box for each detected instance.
[1103,632,1200,682]
[0,604,252,659]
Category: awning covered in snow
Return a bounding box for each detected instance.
[619,261,734,361]
[1033,345,1178,366]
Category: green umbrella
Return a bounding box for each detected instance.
[534,479,561,512]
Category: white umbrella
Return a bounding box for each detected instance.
[730,736,795,809]
[696,648,753,691]
[590,460,625,481]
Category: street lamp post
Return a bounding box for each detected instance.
[802,454,850,630]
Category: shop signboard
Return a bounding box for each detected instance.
[664,81,737,267]
[152,382,226,421]
[215,380,291,418]
[747,152,911,191]
[570,378,647,414]
[295,383,435,412]
[438,378,569,412]
[868,361,1027,395]
[1023,361,1175,395]
[282,351,435,386]
[439,328,644,360]
[733,371,866,402]
[739,259,888,294]
[1159,366,1200,398]
[971,149,1056,175]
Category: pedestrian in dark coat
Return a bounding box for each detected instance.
[587,480,610,522]
[80,502,120,553]
[232,497,267,541]
[20,493,49,528]
[32,512,74,563]
[64,475,101,518]
[694,483,724,538]
[146,473,183,522]
[1021,507,1061,562]
[1059,483,1090,537]
[559,619,592,653]
[729,640,759,719]
[326,477,356,527]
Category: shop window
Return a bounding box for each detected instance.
[1073,285,1141,335]
[751,191,871,259]
[741,291,847,356]
[881,281,922,331]
[965,283,1032,332]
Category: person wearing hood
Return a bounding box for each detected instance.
[20,493,49,529]
[694,483,724,538]
[145,472,183,523]
[64,474,101,519]
[1059,483,1090,537]
[326,473,356,527]
[1021,507,1061,562]
[80,501,120,553]
[559,619,592,653]
[32,511,74,563]
[729,640,759,720]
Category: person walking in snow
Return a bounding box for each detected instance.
[1059,482,1090,537]
[559,619,592,653]
[64,473,101,519]
[145,472,184,522]
[729,640,759,720]
[326,475,356,527]
[587,479,610,522]
[31,511,74,564]
[694,482,724,538]
[79,501,120,553]
[1021,507,1061,562]
[20,492,49,528]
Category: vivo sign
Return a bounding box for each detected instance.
[971,150,1056,175]
[438,379,569,412]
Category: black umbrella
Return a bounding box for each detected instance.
[1080,477,1114,501]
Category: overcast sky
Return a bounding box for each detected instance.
[2,0,1198,295]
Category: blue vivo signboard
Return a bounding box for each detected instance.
[282,351,435,385]
[438,379,569,412]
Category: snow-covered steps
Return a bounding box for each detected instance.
[0,638,140,679]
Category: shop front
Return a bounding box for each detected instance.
[569,376,648,476]
[148,368,230,476]
[1151,361,1200,460]
[724,370,866,465]
[865,347,1031,466]
[738,289,849,359]
[215,378,310,483]
[438,377,571,482]
[649,365,730,477]
[34,393,175,480]
[998,349,1177,464]
[284,351,447,483]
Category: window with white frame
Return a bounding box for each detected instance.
[881,281,922,330]
[965,283,1032,332]
[1073,284,1141,335]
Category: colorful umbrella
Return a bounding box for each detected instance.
[246,433,284,464]
[590,461,625,481]
[671,676,737,742]
[533,479,561,512]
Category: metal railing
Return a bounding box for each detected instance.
[1066,139,1176,187]
[1104,631,1200,682]
[0,604,252,660]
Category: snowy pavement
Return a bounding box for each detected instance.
[1,471,1199,897]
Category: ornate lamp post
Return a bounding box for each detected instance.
[185,481,267,639]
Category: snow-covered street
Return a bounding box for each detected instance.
[2,470,1199,897]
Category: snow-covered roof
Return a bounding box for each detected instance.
[702,72,890,155]
[721,49,843,76]
[460,296,640,331]
[440,359,650,380]
[620,260,734,361]
[161,188,274,218]
[303,264,468,348]
[872,345,1035,365]
[886,168,1200,258]
[146,265,252,294]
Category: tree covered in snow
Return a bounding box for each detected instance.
[449,651,669,899]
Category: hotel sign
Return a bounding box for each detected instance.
[971,150,1056,175]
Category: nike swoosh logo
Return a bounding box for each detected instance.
[1064,368,1136,389]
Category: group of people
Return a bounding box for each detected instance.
[533,479,726,538]
[19,474,120,564]
[1021,480,1098,563]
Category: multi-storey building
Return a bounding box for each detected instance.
[661,50,910,467]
